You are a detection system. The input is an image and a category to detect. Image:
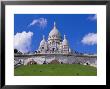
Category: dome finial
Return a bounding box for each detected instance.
[43,35,45,40]
[54,21,56,29]
[54,21,56,26]
[64,34,66,39]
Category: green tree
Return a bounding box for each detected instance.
[14,49,18,53]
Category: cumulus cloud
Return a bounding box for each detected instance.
[14,31,33,53]
[88,14,97,21]
[81,33,97,45]
[29,18,47,29]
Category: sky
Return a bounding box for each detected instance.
[14,14,97,54]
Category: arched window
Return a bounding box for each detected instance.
[42,47,44,49]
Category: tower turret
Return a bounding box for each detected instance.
[38,35,48,53]
[62,35,69,54]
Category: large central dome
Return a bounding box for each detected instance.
[48,22,61,40]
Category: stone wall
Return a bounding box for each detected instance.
[14,54,97,67]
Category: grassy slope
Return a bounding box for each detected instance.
[14,64,97,76]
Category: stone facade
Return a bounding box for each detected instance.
[37,22,71,54]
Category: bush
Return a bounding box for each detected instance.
[49,60,60,64]
[14,49,18,53]
[27,60,37,65]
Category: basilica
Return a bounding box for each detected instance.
[37,22,71,54]
[14,21,97,67]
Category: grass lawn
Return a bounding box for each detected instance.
[14,64,97,76]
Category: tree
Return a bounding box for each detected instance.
[14,49,18,53]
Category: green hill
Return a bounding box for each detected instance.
[14,64,97,76]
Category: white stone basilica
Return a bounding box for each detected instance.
[14,21,97,67]
[37,22,71,54]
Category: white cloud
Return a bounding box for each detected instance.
[29,18,47,29]
[88,15,97,21]
[81,33,97,45]
[14,31,33,53]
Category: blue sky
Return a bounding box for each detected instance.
[14,14,97,54]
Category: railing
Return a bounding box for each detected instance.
[14,53,96,58]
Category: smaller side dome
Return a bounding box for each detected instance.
[40,35,47,46]
[62,35,68,46]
